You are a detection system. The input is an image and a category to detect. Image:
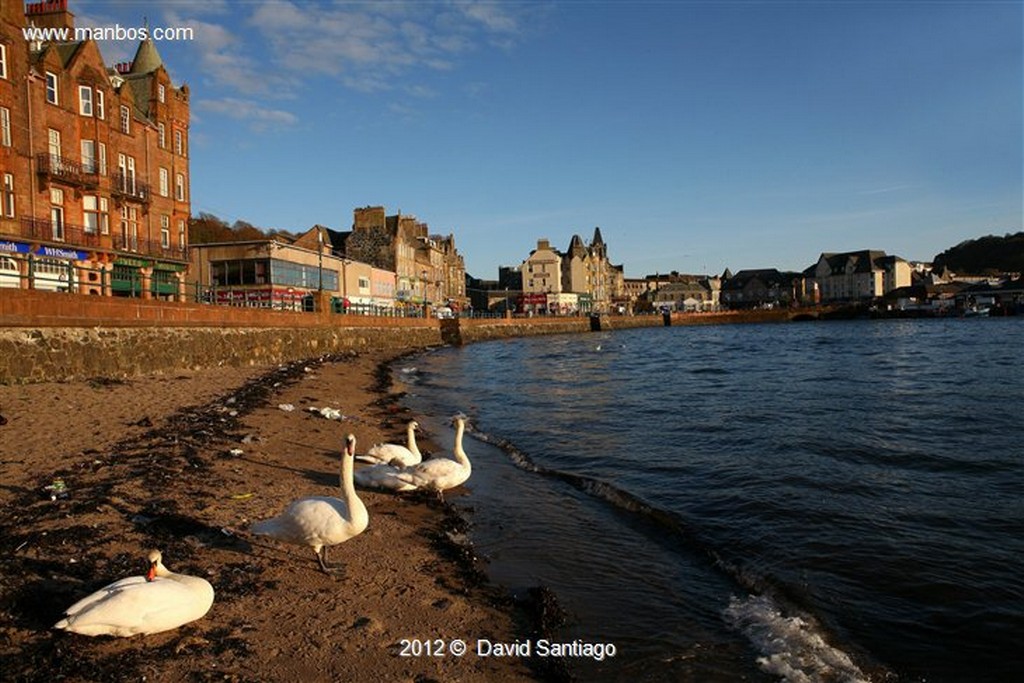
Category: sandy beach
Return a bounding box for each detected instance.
[0,352,548,682]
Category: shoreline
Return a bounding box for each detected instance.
[0,351,546,682]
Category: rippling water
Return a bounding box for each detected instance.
[395,319,1024,682]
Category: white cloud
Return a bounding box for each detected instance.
[199,97,298,131]
[245,0,532,92]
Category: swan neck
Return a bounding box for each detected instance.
[341,443,360,507]
[453,421,469,467]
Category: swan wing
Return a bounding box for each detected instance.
[359,443,420,467]
[252,496,363,547]
[395,459,471,491]
[354,464,418,491]
[55,576,214,637]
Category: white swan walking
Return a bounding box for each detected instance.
[357,420,421,467]
[393,416,471,495]
[251,434,368,573]
[54,549,214,637]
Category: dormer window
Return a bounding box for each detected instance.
[46,72,59,104]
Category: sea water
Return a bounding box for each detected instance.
[395,318,1023,682]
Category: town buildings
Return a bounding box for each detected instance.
[809,250,912,303]
[0,0,190,298]
[188,207,466,315]
[520,228,623,314]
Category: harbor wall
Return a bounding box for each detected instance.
[0,290,796,383]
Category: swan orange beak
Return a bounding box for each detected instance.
[146,562,157,582]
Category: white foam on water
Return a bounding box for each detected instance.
[724,594,871,683]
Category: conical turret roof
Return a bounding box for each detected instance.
[130,38,163,74]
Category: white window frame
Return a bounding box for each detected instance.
[78,85,93,116]
[81,139,96,173]
[0,44,7,80]
[160,215,170,248]
[174,130,184,156]
[96,89,105,120]
[83,195,99,234]
[158,83,166,103]
[46,71,58,104]
[159,167,169,197]
[47,128,61,168]
[50,188,65,241]
[126,155,136,193]
[177,218,186,250]
[98,197,109,234]
[120,205,138,251]
[0,107,10,147]
[120,105,130,134]
[175,173,185,201]
[97,142,107,176]
[2,174,13,218]
[158,123,166,148]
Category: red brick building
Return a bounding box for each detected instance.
[0,0,190,298]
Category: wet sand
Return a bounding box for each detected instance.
[0,352,547,682]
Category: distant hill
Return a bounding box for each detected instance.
[189,213,295,244]
[932,232,1024,275]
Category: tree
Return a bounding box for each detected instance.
[932,232,1024,276]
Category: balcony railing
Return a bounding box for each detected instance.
[110,171,151,204]
[36,153,99,189]
[20,216,102,248]
[11,216,188,262]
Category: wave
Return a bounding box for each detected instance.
[724,595,871,683]
[464,422,884,682]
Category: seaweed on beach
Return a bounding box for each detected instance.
[0,357,361,683]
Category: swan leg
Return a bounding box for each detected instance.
[316,547,344,574]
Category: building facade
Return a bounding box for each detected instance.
[188,231,397,314]
[811,250,912,302]
[1,0,190,298]
[343,206,466,314]
[520,228,622,314]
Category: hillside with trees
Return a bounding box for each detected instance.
[189,213,295,244]
[932,232,1024,275]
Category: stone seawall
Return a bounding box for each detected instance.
[0,326,443,384]
[0,315,671,384]
[0,290,800,384]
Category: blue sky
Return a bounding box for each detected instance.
[75,1,1022,278]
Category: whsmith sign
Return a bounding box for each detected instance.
[0,240,88,261]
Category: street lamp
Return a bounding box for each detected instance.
[421,269,428,317]
[317,229,324,293]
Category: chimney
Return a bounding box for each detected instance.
[115,62,133,74]
[24,0,74,32]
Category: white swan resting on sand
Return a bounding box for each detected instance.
[54,549,214,637]
[251,434,369,573]
[353,461,417,492]
[355,416,471,495]
[357,420,421,467]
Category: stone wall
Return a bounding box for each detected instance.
[0,325,442,384]
[2,291,799,384]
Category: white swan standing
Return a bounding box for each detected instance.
[393,416,471,495]
[357,420,421,467]
[54,549,214,637]
[251,434,368,573]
